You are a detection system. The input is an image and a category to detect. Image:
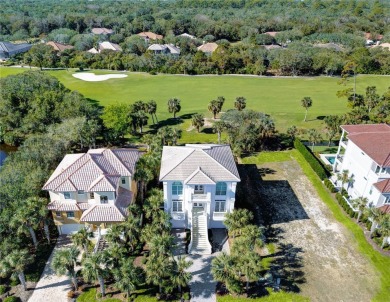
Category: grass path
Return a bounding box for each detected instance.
[1,67,389,136]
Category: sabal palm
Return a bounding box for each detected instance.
[104,242,126,269]
[239,251,262,292]
[301,96,313,122]
[114,258,144,298]
[52,246,80,290]
[240,224,264,249]
[308,129,322,152]
[71,228,93,254]
[351,196,368,222]
[82,252,109,297]
[234,96,246,111]
[364,207,385,237]
[149,233,174,257]
[211,253,236,286]
[191,114,204,133]
[146,100,158,124]
[212,121,226,144]
[167,98,181,118]
[172,256,193,292]
[170,127,182,145]
[134,157,154,203]
[145,254,174,293]
[144,189,164,219]
[337,169,352,189]
[123,215,141,253]
[0,249,33,291]
[224,209,254,238]
[208,99,222,119]
[105,224,124,245]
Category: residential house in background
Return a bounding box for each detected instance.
[159,144,240,254]
[88,41,122,54]
[147,43,180,55]
[365,32,383,46]
[138,31,163,42]
[333,124,390,211]
[46,41,74,53]
[197,42,218,54]
[43,148,140,235]
[0,42,32,60]
[92,27,114,35]
[179,33,196,39]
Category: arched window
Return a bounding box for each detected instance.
[216,182,227,195]
[172,181,183,195]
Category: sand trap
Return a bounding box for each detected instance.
[72,72,128,82]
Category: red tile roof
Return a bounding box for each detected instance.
[379,205,390,214]
[341,124,390,166]
[46,41,74,52]
[374,179,390,193]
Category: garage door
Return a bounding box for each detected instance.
[59,224,84,235]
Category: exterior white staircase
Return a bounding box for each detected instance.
[189,208,212,255]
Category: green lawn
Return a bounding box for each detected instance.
[241,150,390,302]
[218,289,309,302]
[1,67,389,138]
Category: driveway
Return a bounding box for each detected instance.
[187,254,216,302]
[239,160,380,302]
[28,236,73,302]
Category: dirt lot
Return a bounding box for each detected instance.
[238,160,380,302]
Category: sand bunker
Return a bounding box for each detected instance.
[72,72,128,82]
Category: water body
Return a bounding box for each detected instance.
[0,144,17,167]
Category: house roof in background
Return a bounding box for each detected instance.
[197,42,218,53]
[264,31,279,37]
[374,179,390,193]
[341,124,390,166]
[92,28,114,35]
[0,42,31,53]
[179,33,196,39]
[160,144,240,182]
[364,32,383,40]
[43,148,140,192]
[99,41,122,51]
[138,31,163,40]
[46,41,74,52]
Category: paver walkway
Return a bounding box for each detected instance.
[28,236,73,302]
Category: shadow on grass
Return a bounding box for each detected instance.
[201,127,214,134]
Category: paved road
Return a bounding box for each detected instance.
[28,236,73,302]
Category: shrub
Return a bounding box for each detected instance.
[183,292,191,300]
[9,279,19,287]
[323,179,337,193]
[4,297,21,302]
[294,139,330,180]
[0,284,8,295]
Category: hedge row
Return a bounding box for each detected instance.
[323,179,337,193]
[294,139,330,180]
[335,192,357,218]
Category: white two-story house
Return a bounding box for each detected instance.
[43,148,140,235]
[159,144,240,254]
[333,124,390,209]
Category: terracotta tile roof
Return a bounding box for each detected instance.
[92,28,114,35]
[197,43,218,53]
[341,124,390,166]
[374,179,390,193]
[379,205,390,214]
[43,148,140,192]
[46,41,74,52]
[138,32,163,40]
[160,144,240,182]
[265,31,279,37]
[364,32,383,40]
[48,200,90,212]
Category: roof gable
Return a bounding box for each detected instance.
[185,167,215,185]
[374,179,390,193]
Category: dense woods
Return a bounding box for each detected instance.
[1,0,390,75]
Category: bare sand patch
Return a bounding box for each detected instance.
[72,72,127,82]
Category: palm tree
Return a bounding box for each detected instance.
[172,256,193,293]
[145,254,174,294]
[211,253,236,289]
[105,242,126,269]
[52,246,80,290]
[308,128,322,152]
[286,125,298,141]
[82,252,109,297]
[208,97,225,119]
[364,207,385,237]
[144,189,164,219]
[378,214,390,249]
[114,258,144,299]
[301,96,313,122]
[234,96,246,111]
[212,121,226,144]
[170,127,182,145]
[146,100,158,124]
[0,249,34,291]
[224,209,254,238]
[148,233,174,257]
[191,114,204,133]
[238,251,262,293]
[167,98,181,118]
[123,215,141,253]
[240,224,264,249]
[351,196,368,222]
[71,228,93,255]
[337,169,352,190]
[134,157,154,203]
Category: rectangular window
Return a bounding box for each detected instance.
[89,192,95,199]
[100,195,108,204]
[194,185,204,193]
[172,182,183,195]
[216,182,227,195]
[121,177,126,184]
[369,186,373,195]
[215,201,226,212]
[55,211,61,218]
[172,201,183,212]
[78,190,84,195]
[63,192,71,199]
[66,211,75,218]
[375,165,381,173]
[385,196,390,204]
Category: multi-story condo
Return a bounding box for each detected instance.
[333,124,390,208]
[159,144,241,254]
[43,148,140,235]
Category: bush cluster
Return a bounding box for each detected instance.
[0,284,8,295]
[323,179,337,193]
[3,297,21,302]
[294,139,330,180]
[335,193,357,219]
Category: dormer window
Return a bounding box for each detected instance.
[121,177,126,184]
[64,192,71,199]
[100,195,108,204]
[89,192,95,199]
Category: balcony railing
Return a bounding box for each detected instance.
[340,139,348,148]
[191,193,211,201]
[213,212,226,220]
[171,212,185,220]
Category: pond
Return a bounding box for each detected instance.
[0,144,17,167]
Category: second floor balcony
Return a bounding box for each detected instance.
[191,192,211,202]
